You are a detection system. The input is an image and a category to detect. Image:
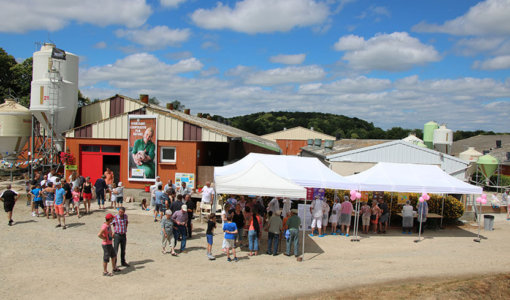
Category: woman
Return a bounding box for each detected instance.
[232,204,245,247]
[322,200,330,235]
[339,197,353,237]
[402,200,414,234]
[371,200,381,234]
[330,197,341,235]
[248,210,262,256]
[82,176,92,214]
[43,182,56,219]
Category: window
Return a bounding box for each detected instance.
[81,145,100,152]
[160,147,176,163]
[102,146,121,153]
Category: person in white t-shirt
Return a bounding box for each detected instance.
[201,181,214,204]
[267,197,280,216]
[150,176,162,208]
[309,197,325,237]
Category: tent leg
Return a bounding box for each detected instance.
[301,198,306,261]
[440,195,445,229]
[473,201,482,243]
[351,199,360,242]
[414,218,423,243]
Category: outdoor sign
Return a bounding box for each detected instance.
[65,165,77,171]
[175,172,195,189]
[398,193,410,204]
[298,203,312,231]
[128,115,157,181]
[306,187,325,201]
[372,191,384,201]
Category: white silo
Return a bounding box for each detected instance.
[30,43,79,141]
[433,124,453,154]
[459,147,483,163]
[0,99,32,159]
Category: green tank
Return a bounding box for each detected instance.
[477,154,499,180]
[423,121,439,149]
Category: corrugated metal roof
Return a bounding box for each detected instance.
[301,139,389,159]
[66,95,279,151]
[261,126,335,141]
[452,135,510,156]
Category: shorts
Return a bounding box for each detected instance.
[223,238,235,249]
[371,215,379,224]
[339,213,351,226]
[73,200,80,206]
[322,215,329,225]
[311,217,322,228]
[379,213,389,224]
[34,201,44,209]
[3,201,14,212]
[206,234,213,245]
[117,197,123,204]
[45,200,54,207]
[155,204,164,212]
[111,196,116,203]
[329,213,339,224]
[54,204,64,215]
[83,193,92,200]
[362,215,371,226]
[102,244,116,262]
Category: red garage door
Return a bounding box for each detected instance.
[79,145,121,184]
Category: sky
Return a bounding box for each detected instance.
[1,0,509,132]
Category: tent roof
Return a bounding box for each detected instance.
[214,161,306,198]
[346,162,482,194]
[214,153,356,197]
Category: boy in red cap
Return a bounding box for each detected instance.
[98,213,120,276]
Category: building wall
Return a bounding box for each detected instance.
[276,139,307,155]
[65,137,200,189]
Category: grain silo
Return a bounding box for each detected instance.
[0,99,32,159]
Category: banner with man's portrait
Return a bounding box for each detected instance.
[128,115,157,181]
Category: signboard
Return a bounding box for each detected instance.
[398,193,410,204]
[306,187,325,201]
[175,173,195,189]
[298,203,312,231]
[128,115,157,181]
[65,165,77,170]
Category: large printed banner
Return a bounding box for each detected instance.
[175,173,195,189]
[306,187,326,201]
[128,115,157,181]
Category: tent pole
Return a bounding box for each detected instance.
[351,198,360,242]
[440,194,445,229]
[301,196,306,261]
[414,212,423,243]
[473,200,482,243]
[389,193,393,227]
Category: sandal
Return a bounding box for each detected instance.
[113,268,121,272]
[171,252,178,256]
[103,272,113,276]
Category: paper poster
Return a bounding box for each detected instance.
[128,115,157,181]
[298,203,312,231]
[398,193,410,204]
[175,172,195,189]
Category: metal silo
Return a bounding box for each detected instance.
[433,124,453,154]
[0,99,32,159]
[423,121,438,149]
[30,43,79,140]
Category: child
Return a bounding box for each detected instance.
[360,202,371,234]
[72,187,81,218]
[223,215,238,262]
[110,183,117,209]
[141,198,149,211]
[97,213,119,276]
[161,210,177,256]
[206,213,216,260]
[30,184,43,217]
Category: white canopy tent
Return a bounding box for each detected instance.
[346,162,482,194]
[214,153,357,191]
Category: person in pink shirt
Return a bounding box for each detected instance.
[339,196,353,237]
[72,187,81,218]
[360,202,371,234]
[97,213,120,276]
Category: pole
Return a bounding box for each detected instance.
[301,197,306,261]
[440,194,445,229]
[473,200,482,243]
[414,203,423,243]
[389,193,393,227]
[351,198,360,242]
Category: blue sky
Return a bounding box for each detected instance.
[1,0,509,132]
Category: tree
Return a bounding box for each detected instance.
[0,48,17,103]
[149,96,160,105]
[9,57,32,107]
[169,100,185,111]
[78,90,91,107]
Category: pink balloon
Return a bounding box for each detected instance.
[356,192,361,199]
[481,194,487,199]
[481,198,487,204]
[350,190,356,196]
[419,197,424,202]
[421,193,427,198]
[425,194,430,201]
[350,195,356,201]
[476,197,482,203]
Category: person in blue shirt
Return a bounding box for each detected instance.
[54,182,67,229]
[223,215,238,262]
[30,184,43,217]
[154,185,169,222]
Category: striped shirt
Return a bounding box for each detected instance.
[112,214,128,234]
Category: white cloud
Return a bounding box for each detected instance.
[269,54,306,65]
[166,51,193,60]
[115,26,191,49]
[190,0,330,33]
[160,0,186,8]
[0,0,152,33]
[299,76,391,94]
[455,37,505,56]
[473,55,510,70]
[245,65,325,85]
[93,41,107,49]
[413,0,510,36]
[334,32,440,71]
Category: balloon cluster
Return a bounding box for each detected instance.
[476,194,487,204]
[419,193,430,203]
[349,190,362,201]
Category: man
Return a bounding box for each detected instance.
[154,185,169,222]
[309,197,324,237]
[285,209,301,257]
[378,199,390,234]
[94,175,108,209]
[201,181,214,205]
[266,211,282,256]
[226,194,237,208]
[150,177,162,208]
[185,194,195,238]
[112,207,130,267]
[54,181,67,229]
[170,194,184,214]
[416,199,428,234]
[104,168,114,201]
[178,181,192,196]
[172,205,188,253]
[131,127,156,179]
[1,184,19,226]
[164,179,176,194]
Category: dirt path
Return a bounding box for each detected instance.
[1,185,509,299]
